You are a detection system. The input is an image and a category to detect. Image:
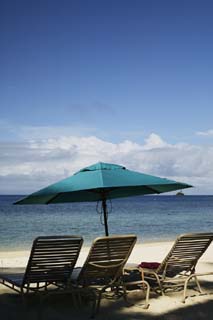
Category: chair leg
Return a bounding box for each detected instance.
[182,275,192,303]
[21,288,27,309]
[141,280,150,309]
[194,275,203,293]
[141,269,164,296]
[182,274,203,303]
[123,280,150,310]
[122,284,135,307]
[123,284,131,304]
[154,274,164,296]
[90,290,102,318]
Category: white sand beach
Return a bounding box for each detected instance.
[0,241,212,319]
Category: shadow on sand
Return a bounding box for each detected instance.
[0,280,212,320]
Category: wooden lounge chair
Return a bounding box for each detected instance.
[138,232,213,302]
[0,235,83,299]
[71,234,150,317]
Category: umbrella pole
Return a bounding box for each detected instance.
[102,199,109,236]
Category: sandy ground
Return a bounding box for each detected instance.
[0,241,212,320]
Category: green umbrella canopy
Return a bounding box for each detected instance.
[15,162,192,204]
[15,162,192,235]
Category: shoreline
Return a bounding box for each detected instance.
[0,240,212,269]
[0,234,202,253]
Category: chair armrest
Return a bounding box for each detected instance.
[88,261,124,269]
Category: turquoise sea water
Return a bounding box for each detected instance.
[0,195,212,251]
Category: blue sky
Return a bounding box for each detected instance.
[1,0,213,194]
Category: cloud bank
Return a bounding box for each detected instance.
[196,129,213,137]
[1,131,213,194]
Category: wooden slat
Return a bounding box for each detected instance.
[23,235,83,285]
[157,233,213,276]
[78,235,137,284]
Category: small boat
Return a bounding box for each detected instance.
[176,190,184,196]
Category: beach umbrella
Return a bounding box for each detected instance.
[15,162,192,236]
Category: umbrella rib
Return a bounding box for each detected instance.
[87,185,161,195]
[145,186,161,194]
[46,193,62,204]
[86,186,161,195]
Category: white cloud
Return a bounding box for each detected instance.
[1,132,213,194]
[196,129,213,136]
[143,133,170,150]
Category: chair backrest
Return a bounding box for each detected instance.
[157,232,213,277]
[23,235,83,285]
[77,235,137,286]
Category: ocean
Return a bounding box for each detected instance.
[0,195,212,251]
